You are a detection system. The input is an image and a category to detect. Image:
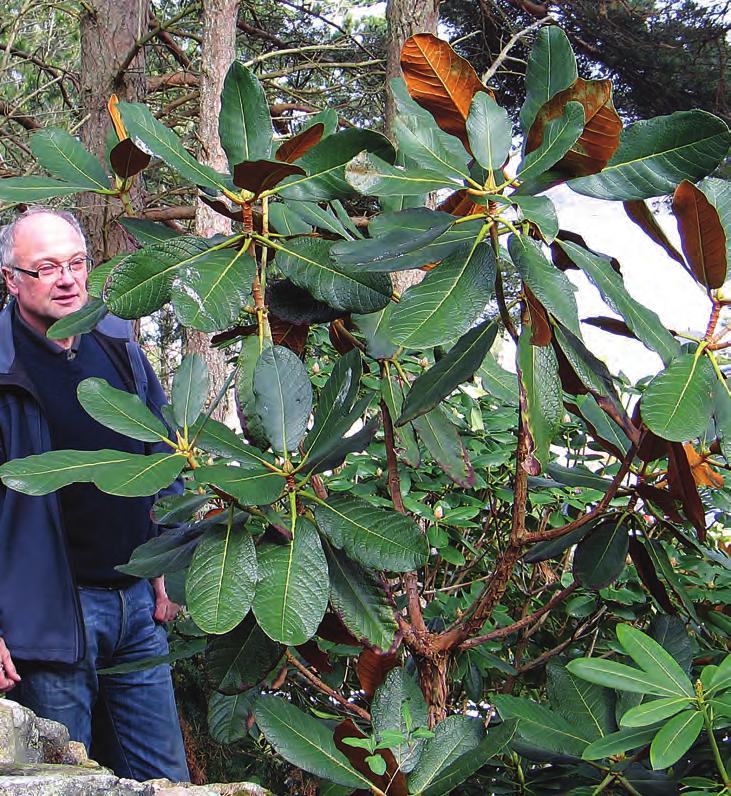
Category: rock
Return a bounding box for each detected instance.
[0,702,273,796]
[0,763,153,795]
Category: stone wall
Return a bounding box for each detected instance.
[0,699,272,796]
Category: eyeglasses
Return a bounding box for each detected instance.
[12,255,92,282]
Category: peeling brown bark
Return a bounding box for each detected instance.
[185,0,239,422]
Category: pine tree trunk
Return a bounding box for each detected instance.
[384,0,440,295]
[185,0,239,423]
[79,0,147,261]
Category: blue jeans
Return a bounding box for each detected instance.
[14,579,189,782]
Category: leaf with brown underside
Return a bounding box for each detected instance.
[295,639,333,673]
[672,180,727,289]
[232,159,305,196]
[330,318,356,355]
[357,648,399,698]
[437,189,483,217]
[583,315,635,339]
[334,719,408,796]
[624,200,685,266]
[400,33,489,152]
[199,196,245,223]
[683,442,724,489]
[110,138,151,178]
[526,78,622,179]
[668,441,706,541]
[269,314,309,357]
[317,612,362,647]
[525,286,552,346]
[628,535,676,615]
[636,482,684,523]
[550,230,621,273]
[275,123,325,163]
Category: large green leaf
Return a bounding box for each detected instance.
[354,306,398,360]
[77,377,169,443]
[381,367,421,467]
[517,329,562,474]
[0,449,185,497]
[103,236,219,318]
[616,624,694,697]
[186,524,257,634]
[283,201,352,239]
[345,151,461,196]
[478,354,518,405]
[206,613,283,693]
[582,726,658,761]
[511,195,559,243]
[326,545,397,651]
[492,694,590,756]
[559,240,681,365]
[118,218,182,246]
[193,464,285,505]
[172,353,209,429]
[118,102,227,191]
[649,710,703,770]
[334,213,483,274]
[641,352,716,442]
[207,689,258,744]
[569,110,731,200]
[218,61,273,169]
[255,696,368,788]
[398,320,498,425]
[313,493,428,572]
[547,661,616,742]
[517,102,585,182]
[413,406,475,488]
[419,720,517,796]
[268,202,312,235]
[0,176,97,202]
[566,658,689,698]
[407,715,484,795]
[253,345,313,454]
[47,298,108,340]
[554,324,618,402]
[394,114,471,181]
[30,129,109,191]
[274,237,391,314]
[304,349,362,461]
[277,128,395,201]
[252,519,329,645]
[117,522,205,578]
[466,93,512,172]
[509,235,580,335]
[620,697,691,728]
[372,668,429,773]
[236,336,270,450]
[332,209,454,270]
[520,26,578,134]
[573,519,629,590]
[171,248,256,332]
[192,417,275,468]
[388,239,496,348]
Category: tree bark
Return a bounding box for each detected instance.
[185,0,238,423]
[384,0,440,296]
[79,0,147,260]
[417,652,450,727]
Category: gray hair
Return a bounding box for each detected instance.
[0,207,87,272]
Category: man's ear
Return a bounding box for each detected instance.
[2,268,20,298]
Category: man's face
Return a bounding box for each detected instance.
[4,214,89,336]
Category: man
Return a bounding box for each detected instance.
[0,207,189,782]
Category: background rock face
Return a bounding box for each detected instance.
[0,700,272,796]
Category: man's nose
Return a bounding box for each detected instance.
[55,265,76,286]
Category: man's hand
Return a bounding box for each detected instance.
[0,638,20,693]
[150,576,182,623]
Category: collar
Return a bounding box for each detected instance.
[13,303,81,359]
